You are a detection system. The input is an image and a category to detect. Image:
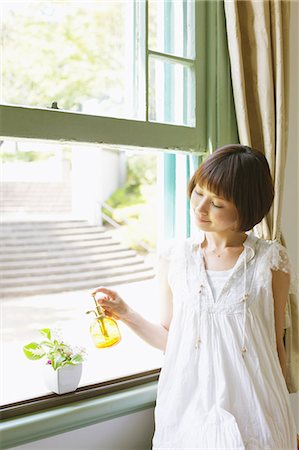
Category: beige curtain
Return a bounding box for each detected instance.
[224,0,289,241]
[224,0,298,394]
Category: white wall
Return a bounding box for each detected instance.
[12,408,155,450]
[282,1,299,271]
[281,0,299,431]
[71,146,120,223]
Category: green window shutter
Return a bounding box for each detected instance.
[205,0,239,151]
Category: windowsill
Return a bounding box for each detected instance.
[2,280,164,406]
[0,376,158,450]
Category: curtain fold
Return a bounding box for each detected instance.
[224,0,289,241]
[224,0,298,394]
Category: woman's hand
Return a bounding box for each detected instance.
[91,286,131,321]
[91,285,169,351]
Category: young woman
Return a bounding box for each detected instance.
[93,145,297,449]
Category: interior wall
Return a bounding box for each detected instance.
[11,408,155,450]
[282,0,299,270]
[281,0,299,430]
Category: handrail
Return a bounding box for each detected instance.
[100,201,153,253]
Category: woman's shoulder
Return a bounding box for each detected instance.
[254,237,295,294]
[255,237,290,271]
[158,237,193,261]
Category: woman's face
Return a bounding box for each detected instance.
[190,184,239,232]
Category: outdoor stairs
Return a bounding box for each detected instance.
[0,182,72,216]
[0,220,155,298]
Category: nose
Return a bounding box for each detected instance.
[195,196,209,215]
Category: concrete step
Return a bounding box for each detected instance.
[0,243,131,262]
[1,195,71,201]
[1,237,124,255]
[2,236,115,250]
[0,220,94,231]
[1,255,145,278]
[0,219,155,298]
[0,208,72,216]
[1,233,112,246]
[1,270,155,298]
[1,227,107,239]
[0,250,138,270]
[1,262,153,288]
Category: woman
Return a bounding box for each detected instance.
[93,145,297,449]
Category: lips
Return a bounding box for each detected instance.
[195,215,210,223]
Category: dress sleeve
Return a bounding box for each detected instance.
[159,239,176,261]
[269,241,291,274]
[269,241,297,296]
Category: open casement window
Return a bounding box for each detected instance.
[0,0,205,151]
[0,0,237,414]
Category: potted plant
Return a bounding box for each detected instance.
[23,328,87,395]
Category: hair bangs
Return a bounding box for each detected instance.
[195,159,234,202]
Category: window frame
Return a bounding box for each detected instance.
[0,1,206,153]
[1,369,160,420]
[0,0,209,418]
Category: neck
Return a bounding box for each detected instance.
[203,231,247,250]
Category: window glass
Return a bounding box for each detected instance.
[149,56,195,126]
[1,1,143,119]
[0,140,163,404]
[148,0,195,59]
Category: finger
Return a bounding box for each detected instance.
[92,286,114,295]
[97,299,112,308]
[92,287,116,299]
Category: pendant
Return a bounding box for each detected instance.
[241,346,247,357]
[195,338,201,349]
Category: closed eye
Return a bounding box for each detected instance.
[194,189,224,208]
[211,202,223,208]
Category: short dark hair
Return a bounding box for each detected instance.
[187,144,274,231]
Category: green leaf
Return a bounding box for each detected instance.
[39,328,51,340]
[53,355,65,370]
[70,354,83,365]
[40,340,54,348]
[23,343,45,360]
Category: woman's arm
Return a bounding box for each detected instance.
[92,256,173,352]
[271,269,290,379]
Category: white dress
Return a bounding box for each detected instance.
[152,232,297,450]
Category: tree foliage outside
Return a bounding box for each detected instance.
[2,1,130,116]
[104,153,158,252]
[2,2,158,251]
[106,153,157,209]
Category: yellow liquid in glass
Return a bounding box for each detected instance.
[90,317,121,348]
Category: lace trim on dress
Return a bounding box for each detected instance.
[268,241,297,296]
[270,241,291,273]
[262,240,297,330]
[158,239,176,261]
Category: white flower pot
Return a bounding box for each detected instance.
[43,364,83,395]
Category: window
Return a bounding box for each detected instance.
[0,0,205,407]
[1,141,167,406]
[0,0,203,149]
[148,0,195,126]
[2,1,143,119]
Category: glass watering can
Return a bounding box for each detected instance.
[86,293,121,348]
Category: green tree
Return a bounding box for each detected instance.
[2,1,126,111]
